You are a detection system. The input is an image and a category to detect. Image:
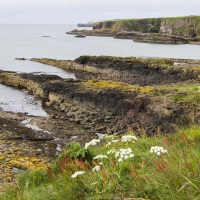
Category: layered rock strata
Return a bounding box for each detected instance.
[1,56,199,137]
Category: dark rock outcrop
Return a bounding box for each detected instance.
[2,55,200,136]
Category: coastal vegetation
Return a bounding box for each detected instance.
[108,18,163,33]
[82,80,154,93]
[0,126,200,199]
[67,16,200,44]
[92,16,200,36]
[154,83,200,104]
[0,118,49,186]
[93,16,200,36]
[0,11,200,198]
[0,55,199,199]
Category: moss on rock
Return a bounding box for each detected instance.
[82,80,154,93]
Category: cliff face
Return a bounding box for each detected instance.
[93,18,162,33]
[113,18,162,33]
[160,17,200,36]
[93,16,200,37]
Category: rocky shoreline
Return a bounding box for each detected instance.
[68,16,200,45]
[0,111,50,187]
[0,55,199,185]
[67,29,200,45]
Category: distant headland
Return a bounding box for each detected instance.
[68,16,200,45]
[78,23,94,27]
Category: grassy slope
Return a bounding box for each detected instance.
[154,83,200,103]
[1,126,200,200]
[162,16,200,35]
[93,16,200,36]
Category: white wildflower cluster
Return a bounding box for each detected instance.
[92,165,100,172]
[107,149,116,155]
[71,171,85,178]
[150,146,168,156]
[106,140,119,146]
[105,135,137,146]
[85,139,100,149]
[111,139,119,143]
[115,148,134,163]
[93,155,108,160]
[121,135,137,143]
[106,142,112,146]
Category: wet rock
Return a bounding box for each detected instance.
[112,126,119,133]
[83,125,91,130]
[105,116,112,120]
[11,167,24,173]
[126,109,135,119]
[60,116,65,120]
[15,58,26,60]
[80,117,90,124]
[106,127,112,134]
[96,126,106,131]
[68,118,74,122]
[74,117,81,124]
[97,117,104,122]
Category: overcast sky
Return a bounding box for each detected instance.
[0,0,199,24]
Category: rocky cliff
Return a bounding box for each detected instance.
[160,17,200,37]
[93,16,200,37]
[68,16,200,44]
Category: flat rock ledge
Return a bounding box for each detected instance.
[67,29,200,45]
[1,56,200,136]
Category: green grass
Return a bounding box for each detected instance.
[110,18,162,33]
[155,16,200,36]
[1,126,200,199]
[93,16,200,36]
[154,83,200,103]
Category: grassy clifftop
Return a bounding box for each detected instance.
[93,16,200,37]
[161,16,200,36]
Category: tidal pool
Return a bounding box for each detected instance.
[0,84,48,117]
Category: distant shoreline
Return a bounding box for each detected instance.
[71,16,200,45]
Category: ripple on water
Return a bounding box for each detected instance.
[0,84,48,117]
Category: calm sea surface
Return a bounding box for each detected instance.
[1,24,200,115]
